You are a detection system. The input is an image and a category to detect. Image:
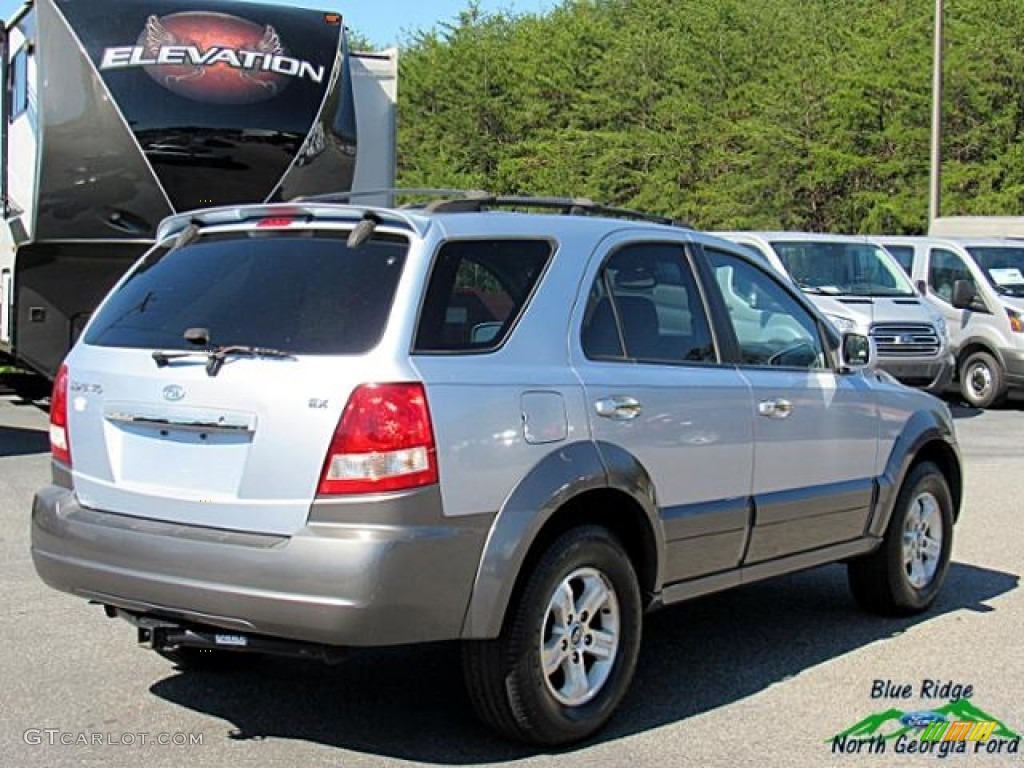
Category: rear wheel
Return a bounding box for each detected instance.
[959,350,1007,409]
[463,525,642,746]
[848,461,953,616]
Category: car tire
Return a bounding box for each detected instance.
[959,350,1007,409]
[848,461,953,616]
[462,525,642,746]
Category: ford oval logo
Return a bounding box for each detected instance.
[162,385,185,402]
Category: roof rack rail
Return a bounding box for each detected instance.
[291,188,491,205]
[420,195,690,228]
[291,188,690,228]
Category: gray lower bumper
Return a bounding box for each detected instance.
[877,355,954,392]
[1002,348,1024,388]
[31,485,490,647]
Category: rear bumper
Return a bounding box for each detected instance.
[31,485,491,647]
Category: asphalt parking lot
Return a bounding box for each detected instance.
[0,392,1021,768]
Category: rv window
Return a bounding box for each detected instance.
[8,45,29,121]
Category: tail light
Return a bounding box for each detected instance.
[317,383,438,495]
[50,364,71,466]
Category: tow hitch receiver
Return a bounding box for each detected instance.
[107,607,346,663]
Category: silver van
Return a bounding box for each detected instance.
[716,232,953,394]
[876,235,1024,408]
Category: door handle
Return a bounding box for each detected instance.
[594,396,643,421]
[758,398,794,419]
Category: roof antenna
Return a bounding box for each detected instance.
[347,211,381,248]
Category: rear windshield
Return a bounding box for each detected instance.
[84,231,408,354]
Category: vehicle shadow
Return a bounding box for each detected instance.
[944,392,1024,417]
[149,560,1017,762]
[947,402,984,419]
[0,424,51,458]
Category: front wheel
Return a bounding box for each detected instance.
[848,461,954,616]
[463,526,642,746]
[959,350,1007,409]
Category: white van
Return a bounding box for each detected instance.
[875,235,1024,408]
[716,232,953,393]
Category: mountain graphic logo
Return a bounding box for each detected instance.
[830,698,1021,743]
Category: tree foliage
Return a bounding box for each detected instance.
[395,0,1024,233]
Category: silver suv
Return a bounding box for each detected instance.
[32,195,962,746]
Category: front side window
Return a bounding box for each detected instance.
[928,248,975,304]
[85,231,409,354]
[581,242,716,364]
[966,246,1024,298]
[772,241,915,297]
[884,244,915,276]
[414,239,552,352]
[706,248,827,369]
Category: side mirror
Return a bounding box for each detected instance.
[840,332,874,372]
[951,279,987,313]
[916,279,928,296]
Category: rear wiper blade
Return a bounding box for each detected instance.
[152,345,295,377]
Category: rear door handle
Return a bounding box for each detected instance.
[595,396,643,421]
[758,398,794,419]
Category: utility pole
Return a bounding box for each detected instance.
[928,0,944,228]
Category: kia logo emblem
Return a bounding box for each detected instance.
[163,385,185,402]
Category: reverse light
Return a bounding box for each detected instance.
[317,383,438,495]
[49,364,71,466]
[1007,308,1024,334]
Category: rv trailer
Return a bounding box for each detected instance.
[0,0,397,379]
[929,216,1024,239]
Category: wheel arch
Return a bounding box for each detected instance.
[870,409,963,538]
[954,337,1005,378]
[460,441,665,640]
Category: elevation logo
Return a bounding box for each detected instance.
[99,12,327,105]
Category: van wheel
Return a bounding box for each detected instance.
[462,526,642,746]
[959,350,1007,409]
[848,461,953,616]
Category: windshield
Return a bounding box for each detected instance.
[84,231,409,354]
[966,246,1024,298]
[771,241,916,297]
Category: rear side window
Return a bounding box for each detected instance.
[414,239,552,352]
[84,231,408,354]
[581,242,716,364]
